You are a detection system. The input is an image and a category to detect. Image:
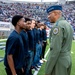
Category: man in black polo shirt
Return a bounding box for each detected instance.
[4,15,26,75]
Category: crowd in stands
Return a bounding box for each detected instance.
[0,1,75,30]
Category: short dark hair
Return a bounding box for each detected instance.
[12,15,23,27]
[25,17,31,22]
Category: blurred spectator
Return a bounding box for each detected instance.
[0,1,75,31]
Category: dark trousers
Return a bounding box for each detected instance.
[24,50,34,75]
[5,68,24,75]
[41,42,47,59]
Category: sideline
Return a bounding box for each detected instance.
[33,48,50,75]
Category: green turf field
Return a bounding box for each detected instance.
[0,40,75,75]
[0,39,6,75]
[0,39,6,57]
[0,50,5,57]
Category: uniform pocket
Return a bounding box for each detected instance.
[58,56,72,68]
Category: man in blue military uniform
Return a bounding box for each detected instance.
[45,5,73,75]
[4,15,26,75]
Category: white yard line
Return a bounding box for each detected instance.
[0,57,4,62]
[0,39,7,42]
[44,48,50,58]
[71,51,73,54]
[33,48,50,75]
[73,40,75,42]
[33,71,38,75]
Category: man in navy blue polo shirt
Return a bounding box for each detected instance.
[41,25,47,61]
[31,19,36,57]
[32,22,43,69]
[20,18,32,75]
[4,15,26,75]
[26,19,35,75]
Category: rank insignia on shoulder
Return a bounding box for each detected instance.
[53,28,59,35]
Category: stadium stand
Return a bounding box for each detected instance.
[0,1,75,31]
